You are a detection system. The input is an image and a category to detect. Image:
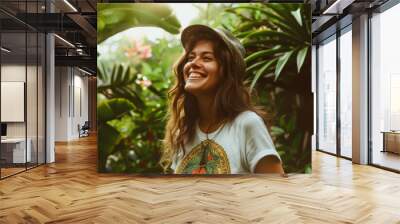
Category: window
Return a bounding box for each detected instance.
[370,2,400,171]
[317,35,337,154]
[339,27,352,158]
[0,1,46,179]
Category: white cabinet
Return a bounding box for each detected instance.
[1,138,32,163]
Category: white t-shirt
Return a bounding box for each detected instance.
[171,111,281,174]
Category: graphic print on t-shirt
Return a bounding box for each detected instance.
[176,139,231,174]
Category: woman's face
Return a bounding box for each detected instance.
[183,40,221,96]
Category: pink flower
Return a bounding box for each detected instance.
[124,46,137,58]
[135,76,152,88]
[124,40,152,60]
[138,45,152,59]
[141,79,152,87]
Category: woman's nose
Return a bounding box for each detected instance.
[189,57,201,67]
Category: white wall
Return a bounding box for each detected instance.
[55,67,69,141]
[1,65,34,138]
[1,63,45,164]
[73,73,89,138]
[1,64,25,137]
[55,67,89,141]
[1,65,26,140]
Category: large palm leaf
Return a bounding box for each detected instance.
[227,3,311,87]
[98,3,181,44]
[97,98,135,172]
[97,62,145,109]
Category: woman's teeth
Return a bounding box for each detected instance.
[189,73,204,79]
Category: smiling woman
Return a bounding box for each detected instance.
[161,24,284,175]
[183,40,220,96]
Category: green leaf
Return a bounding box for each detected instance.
[141,62,152,75]
[228,5,300,38]
[246,59,269,73]
[97,59,109,82]
[287,114,296,132]
[97,93,107,104]
[243,38,294,48]
[296,47,308,73]
[269,4,301,29]
[98,18,105,32]
[304,164,312,174]
[244,30,300,45]
[291,8,302,26]
[236,21,267,32]
[98,3,181,44]
[250,59,277,91]
[97,63,137,95]
[97,98,135,123]
[235,30,254,39]
[245,47,285,64]
[147,86,164,98]
[270,126,285,136]
[275,50,294,81]
[113,86,145,109]
[98,123,121,172]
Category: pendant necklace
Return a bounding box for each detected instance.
[198,120,225,170]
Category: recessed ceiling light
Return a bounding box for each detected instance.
[78,67,92,76]
[1,47,11,53]
[322,0,354,15]
[63,0,78,12]
[54,34,75,48]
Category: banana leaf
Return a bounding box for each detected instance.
[98,3,181,44]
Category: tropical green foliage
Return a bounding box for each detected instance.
[97,38,182,173]
[226,3,312,173]
[98,3,181,44]
[97,4,182,173]
[190,3,238,29]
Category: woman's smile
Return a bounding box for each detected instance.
[183,40,221,95]
[188,71,206,80]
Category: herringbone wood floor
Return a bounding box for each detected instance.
[0,135,399,224]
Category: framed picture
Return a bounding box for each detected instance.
[97,3,312,174]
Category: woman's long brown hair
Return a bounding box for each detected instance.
[160,32,267,172]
